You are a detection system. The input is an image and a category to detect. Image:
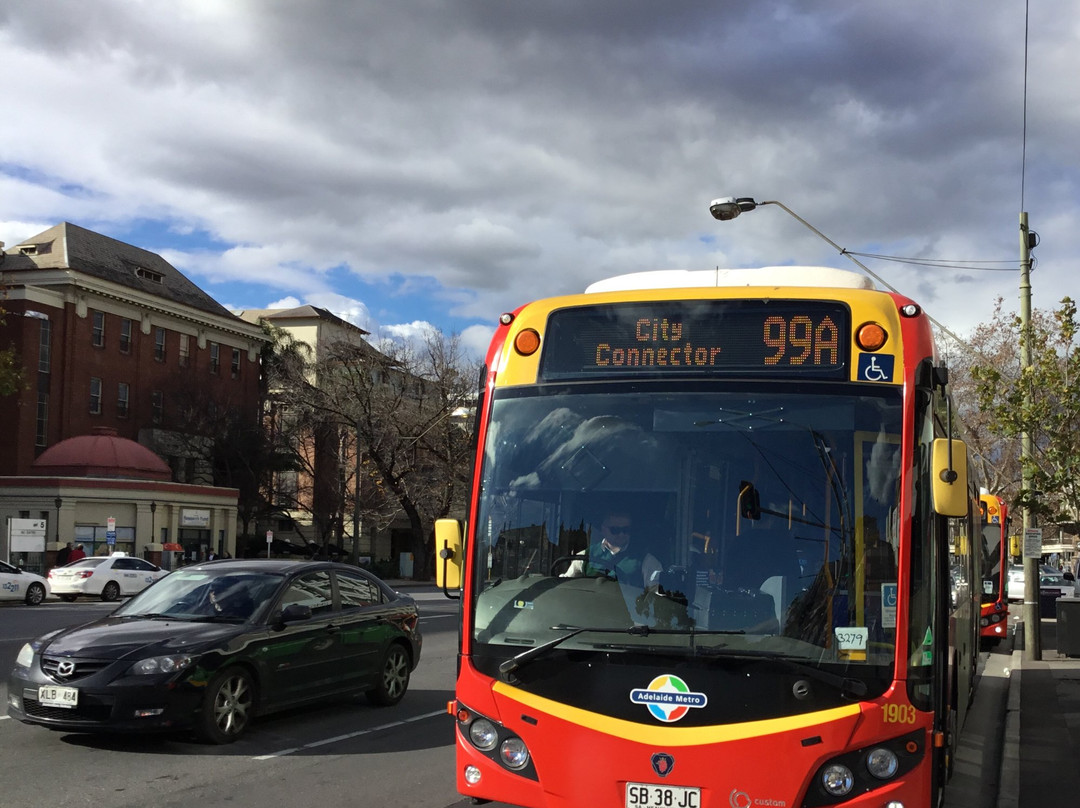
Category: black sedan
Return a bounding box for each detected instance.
[6,560,422,743]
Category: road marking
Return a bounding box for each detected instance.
[253,708,447,759]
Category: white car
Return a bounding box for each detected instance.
[48,553,167,602]
[0,560,50,605]
[1006,563,1077,601]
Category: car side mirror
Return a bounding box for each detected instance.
[276,603,312,627]
[1064,572,1076,582]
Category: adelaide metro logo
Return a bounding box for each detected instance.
[629,674,708,722]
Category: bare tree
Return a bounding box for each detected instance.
[275,327,478,577]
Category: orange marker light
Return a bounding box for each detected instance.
[855,322,888,351]
[514,328,541,356]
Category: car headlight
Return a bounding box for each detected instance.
[130,655,194,675]
[15,643,35,669]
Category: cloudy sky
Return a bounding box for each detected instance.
[2,2,1076,357]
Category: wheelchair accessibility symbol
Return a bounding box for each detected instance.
[857,353,895,383]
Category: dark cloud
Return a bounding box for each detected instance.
[2,1,1077,342]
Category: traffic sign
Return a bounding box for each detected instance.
[106,516,117,546]
[1023,527,1042,559]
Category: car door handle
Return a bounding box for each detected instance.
[325,624,341,633]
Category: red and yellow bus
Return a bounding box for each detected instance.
[437,266,981,808]
[978,492,1010,644]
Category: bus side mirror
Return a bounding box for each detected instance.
[435,518,464,593]
[931,439,969,517]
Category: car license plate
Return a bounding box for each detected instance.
[626,783,700,808]
[38,685,78,708]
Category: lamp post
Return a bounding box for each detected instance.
[708,197,966,346]
[1018,210,1040,661]
[150,501,157,546]
[53,497,62,544]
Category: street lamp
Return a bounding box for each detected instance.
[53,497,62,544]
[150,501,157,545]
[708,196,966,347]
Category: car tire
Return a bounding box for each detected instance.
[60,594,77,602]
[197,666,256,744]
[25,582,46,605]
[367,643,411,706]
[101,581,121,602]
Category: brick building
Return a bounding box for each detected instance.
[0,223,269,568]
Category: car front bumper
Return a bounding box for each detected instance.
[7,666,204,734]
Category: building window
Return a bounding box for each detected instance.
[135,266,164,283]
[92,311,105,347]
[120,318,133,353]
[117,383,130,418]
[151,390,163,424]
[35,392,48,447]
[231,348,241,379]
[89,377,102,414]
[154,327,166,361]
[179,334,190,367]
[275,470,298,503]
[38,319,51,373]
[209,342,220,374]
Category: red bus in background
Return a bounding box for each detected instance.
[978,492,1010,645]
[437,266,982,808]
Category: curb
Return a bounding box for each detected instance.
[997,629,1022,808]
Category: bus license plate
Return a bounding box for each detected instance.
[626,783,700,808]
[38,685,78,708]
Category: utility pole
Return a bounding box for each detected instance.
[1019,210,1041,661]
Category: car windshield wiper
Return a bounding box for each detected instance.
[497,624,744,682]
[694,648,869,699]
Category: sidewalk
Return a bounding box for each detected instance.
[998,607,1080,808]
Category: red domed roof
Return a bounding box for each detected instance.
[32,427,172,480]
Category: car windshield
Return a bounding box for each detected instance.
[472,383,903,675]
[114,570,283,621]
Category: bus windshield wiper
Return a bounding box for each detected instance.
[497,624,743,682]
[695,648,868,698]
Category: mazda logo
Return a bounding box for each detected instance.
[57,660,76,677]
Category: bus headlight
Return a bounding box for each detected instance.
[500,737,530,769]
[866,747,900,779]
[468,718,499,751]
[821,764,854,796]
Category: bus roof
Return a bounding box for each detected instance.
[584,267,876,294]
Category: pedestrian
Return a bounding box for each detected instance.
[55,541,73,567]
[68,543,86,563]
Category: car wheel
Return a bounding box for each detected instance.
[25,582,46,605]
[198,666,255,744]
[101,581,121,602]
[60,594,77,602]
[368,643,411,706]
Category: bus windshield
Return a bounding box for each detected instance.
[473,382,903,677]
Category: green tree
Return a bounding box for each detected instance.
[0,308,27,396]
[969,296,1080,524]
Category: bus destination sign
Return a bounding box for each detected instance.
[538,300,850,381]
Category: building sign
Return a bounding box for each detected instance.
[180,509,211,528]
[9,519,47,554]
